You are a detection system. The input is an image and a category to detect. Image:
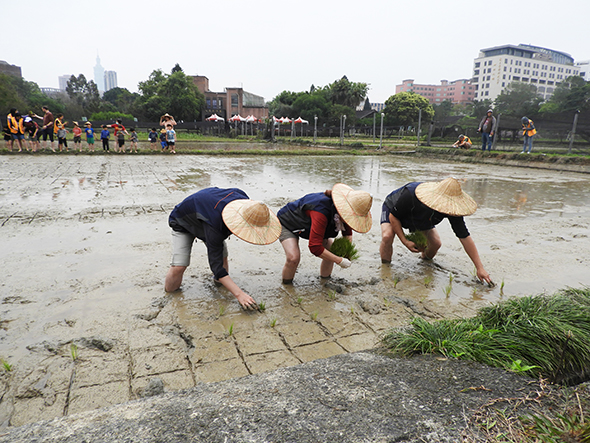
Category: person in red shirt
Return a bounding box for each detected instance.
[277,183,372,284]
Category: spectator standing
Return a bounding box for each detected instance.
[34,106,55,151]
[521,117,536,154]
[100,125,110,152]
[84,122,95,152]
[166,123,176,154]
[477,109,496,151]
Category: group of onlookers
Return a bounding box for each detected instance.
[3,107,179,154]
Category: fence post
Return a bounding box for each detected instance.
[416,109,422,147]
[373,113,376,143]
[568,110,580,154]
[426,121,433,146]
[379,113,384,149]
[491,113,501,151]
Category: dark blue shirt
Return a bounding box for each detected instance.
[383,182,470,238]
[169,187,249,280]
[278,192,340,240]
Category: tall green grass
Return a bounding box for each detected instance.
[381,288,590,385]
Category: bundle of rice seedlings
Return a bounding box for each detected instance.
[381,288,590,385]
[405,230,427,250]
[330,237,360,261]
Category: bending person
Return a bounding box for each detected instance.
[278,183,372,284]
[379,177,492,285]
[165,187,281,309]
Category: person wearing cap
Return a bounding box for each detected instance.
[165,187,281,310]
[521,116,536,154]
[452,134,472,149]
[160,113,177,128]
[379,178,492,285]
[477,109,496,151]
[277,184,373,284]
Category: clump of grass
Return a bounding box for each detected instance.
[405,230,427,250]
[296,297,303,305]
[218,305,226,317]
[258,302,266,312]
[423,275,432,286]
[327,290,336,301]
[442,284,452,297]
[381,288,590,385]
[227,322,234,337]
[1,359,12,372]
[329,237,360,261]
[311,311,318,321]
[269,318,277,328]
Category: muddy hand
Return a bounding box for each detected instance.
[237,293,258,311]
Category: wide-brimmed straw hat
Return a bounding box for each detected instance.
[331,183,373,233]
[415,177,477,216]
[222,200,281,245]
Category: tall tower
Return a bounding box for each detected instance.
[94,53,105,92]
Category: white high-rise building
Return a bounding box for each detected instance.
[472,44,580,102]
[575,60,590,81]
[94,54,105,92]
[104,70,118,92]
[58,75,72,91]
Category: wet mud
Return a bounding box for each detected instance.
[0,154,589,428]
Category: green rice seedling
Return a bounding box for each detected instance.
[384,297,392,307]
[500,278,505,295]
[258,302,266,312]
[327,290,336,301]
[227,322,234,337]
[270,318,277,328]
[311,311,318,321]
[1,359,12,372]
[405,230,427,250]
[471,287,478,297]
[329,237,360,261]
[393,276,400,288]
[442,284,452,297]
[350,306,355,315]
[448,273,454,285]
[218,305,226,317]
[70,343,78,361]
[381,288,590,385]
[423,275,432,286]
[296,297,303,305]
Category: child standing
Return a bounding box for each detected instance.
[101,125,110,152]
[159,128,168,151]
[129,127,138,153]
[148,128,158,150]
[166,123,176,154]
[117,129,126,153]
[84,122,95,152]
[72,122,83,152]
[54,113,68,152]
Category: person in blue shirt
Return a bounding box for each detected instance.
[165,187,281,310]
[100,125,110,151]
[379,177,492,285]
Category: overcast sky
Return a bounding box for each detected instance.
[3,0,589,104]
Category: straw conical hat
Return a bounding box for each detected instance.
[222,200,281,245]
[415,178,477,216]
[331,183,373,233]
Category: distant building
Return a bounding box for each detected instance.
[58,75,72,91]
[0,60,22,77]
[94,54,105,92]
[370,103,385,112]
[575,60,590,81]
[40,87,65,98]
[192,75,268,121]
[396,79,475,105]
[104,70,117,92]
[472,44,580,102]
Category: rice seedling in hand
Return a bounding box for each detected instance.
[329,237,360,261]
[405,230,427,251]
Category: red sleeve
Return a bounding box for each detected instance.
[306,210,328,256]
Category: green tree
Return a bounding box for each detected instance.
[541,76,590,113]
[134,69,204,121]
[267,90,303,117]
[65,74,101,117]
[171,63,183,74]
[327,76,368,108]
[383,92,434,127]
[493,82,542,117]
[469,99,493,119]
[102,87,138,115]
[433,100,453,122]
[0,73,64,118]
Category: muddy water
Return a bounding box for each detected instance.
[0,154,589,426]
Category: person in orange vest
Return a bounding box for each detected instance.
[452,134,472,149]
[521,117,536,154]
[7,109,26,152]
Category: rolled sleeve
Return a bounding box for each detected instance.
[203,224,229,280]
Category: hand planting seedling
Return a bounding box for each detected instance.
[329,237,360,261]
[405,230,427,251]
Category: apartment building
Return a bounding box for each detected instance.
[395,79,475,105]
[472,44,580,102]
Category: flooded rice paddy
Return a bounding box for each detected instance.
[0,152,589,427]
